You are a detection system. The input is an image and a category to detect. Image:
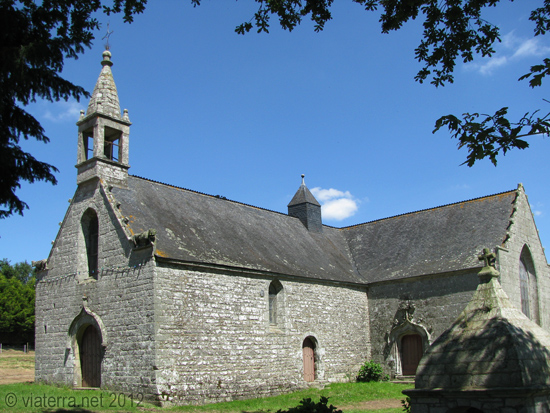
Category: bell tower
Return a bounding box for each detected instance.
[76,50,131,187]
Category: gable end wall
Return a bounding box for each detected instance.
[35,180,157,395]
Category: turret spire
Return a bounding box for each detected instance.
[86,50,121,119]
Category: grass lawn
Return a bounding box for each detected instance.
[0,349,410,412]
[0,381,410,413]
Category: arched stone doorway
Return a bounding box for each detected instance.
[80,325,102,387]
[302,337,316,382]
[387,317,431,377]
[68,306,107,388]
[401,334,423,375]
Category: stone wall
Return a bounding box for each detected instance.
[497,187,550,328]
[153,263,370,405]
[35,179,158,396]
[367,270,480,376]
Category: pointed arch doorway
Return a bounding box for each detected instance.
[80,325,102,387]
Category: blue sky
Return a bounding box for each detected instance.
[2,1,549,265]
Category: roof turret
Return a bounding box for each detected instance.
[288,175,322,233]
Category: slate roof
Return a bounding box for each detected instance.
[341,191,517,283]
[112,176,362,283]
[112,176,518,285]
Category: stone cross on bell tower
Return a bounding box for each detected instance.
[76,49,131,187]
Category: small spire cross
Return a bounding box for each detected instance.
[102,22,114,50]
[478,248,496,268]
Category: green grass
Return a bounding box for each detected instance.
[0,381,410,413]
[155,381,409,412]
[0,382,156,412]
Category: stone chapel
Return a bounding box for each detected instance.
[34,50,550,405]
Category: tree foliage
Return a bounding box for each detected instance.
[0,258,34,284]
[0,259,35,344]
[0,0,145,220]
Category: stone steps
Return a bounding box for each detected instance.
[391,375,415,385]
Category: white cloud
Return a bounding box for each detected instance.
[478,56,508,75]
[535,210,542,216]
[512,38,548,58]
[43,100,83,122]
[311,187,359,221]
[468,32,550,75]
[311,187,352,202]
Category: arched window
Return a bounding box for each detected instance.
[268,280,283,326]
[519,246,539,324]
[82,209,99,279]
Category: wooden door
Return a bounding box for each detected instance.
[401,334,422,376]
[80,325,101,387]
[303,338,315,382]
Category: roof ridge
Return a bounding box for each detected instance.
[129,174,293,218]
[339,189,517,230]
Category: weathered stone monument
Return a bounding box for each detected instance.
[403,248,550,413]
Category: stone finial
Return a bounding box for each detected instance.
[123,109,130,122]
[301,174,305,185]
[518,182,524,191]
[478,247,499,281]
[478,247,496,268]
[101,50,113,67]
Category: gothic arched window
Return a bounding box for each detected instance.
[519,246,539,324]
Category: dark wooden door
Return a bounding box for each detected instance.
[80,325,101,387]
[303,338,315,382]
[401,334,422,376]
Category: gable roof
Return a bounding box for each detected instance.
[111,176,519,285]
[340,190,518,283]
[112,176,362,283]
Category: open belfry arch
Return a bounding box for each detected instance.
[34,49,550,406]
